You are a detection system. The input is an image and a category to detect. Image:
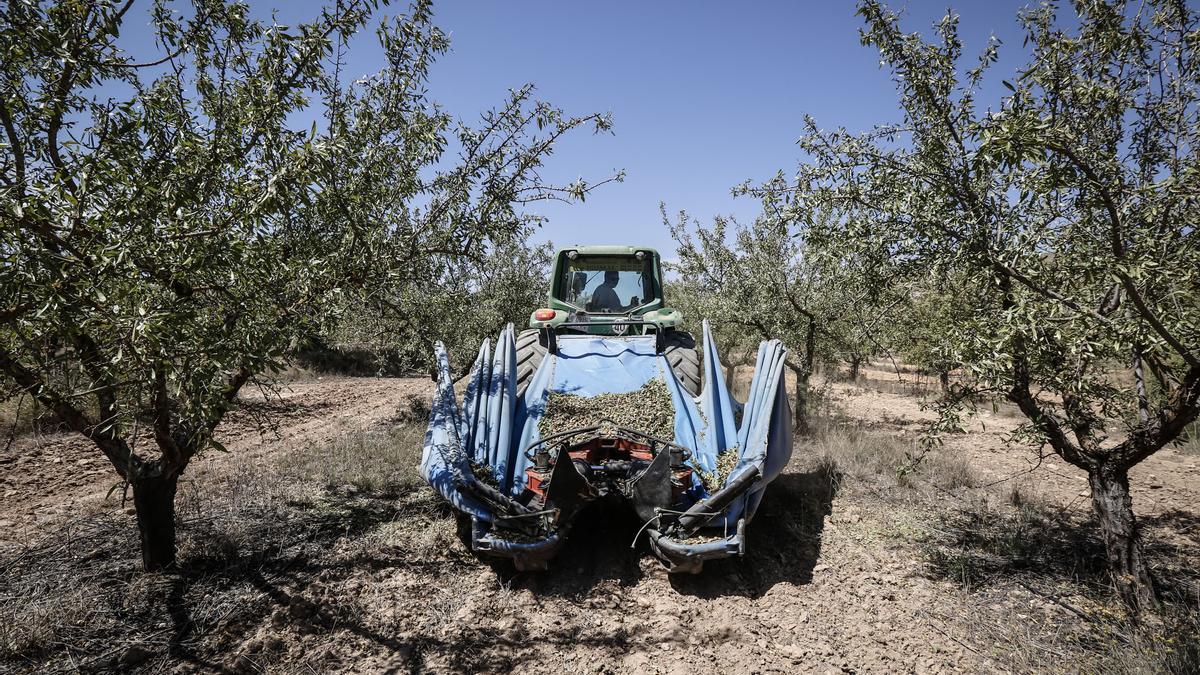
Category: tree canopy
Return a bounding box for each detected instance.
[745,0,1199,612]
[0,0,615,569]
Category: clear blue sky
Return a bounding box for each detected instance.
[418,1,1033,254]
[119,1,1039,253]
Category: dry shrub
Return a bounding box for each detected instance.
[394,393,431,425]
[1177,421,1200,455]
[808,425,915,486]
[278,425,425,496]
[927,453,977,491]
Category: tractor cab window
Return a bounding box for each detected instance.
[555,254,659,314]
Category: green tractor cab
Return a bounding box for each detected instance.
[516,246,699,395]
[526,245,683,334]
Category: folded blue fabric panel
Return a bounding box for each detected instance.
[422,323,792,529]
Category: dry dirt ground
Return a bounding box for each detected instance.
[1,367,1198,674]
[0,377,430,544]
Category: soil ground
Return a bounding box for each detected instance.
[1,366,1197,674]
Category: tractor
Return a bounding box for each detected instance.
[513,245,700,396]
[420,245,792,573]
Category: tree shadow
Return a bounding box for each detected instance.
[1138,508,1200,603]
[668,462,839,598]
[921,498,1110,592]
[484,461,840,600]
[0,489,424,674]
[496,496,649,596]
[921,499,1200,604]
[2,463,839,673]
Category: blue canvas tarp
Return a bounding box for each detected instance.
[419,320,792,565]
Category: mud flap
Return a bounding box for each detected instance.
[628,445,674,524]
[542,449,594,526]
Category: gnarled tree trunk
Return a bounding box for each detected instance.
[1088,467,1158,614]
[792,372,809,434]
[847,355,863,381]
[132,473,180,572]
[789,315,818,434]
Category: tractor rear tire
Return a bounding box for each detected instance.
[664,330,701,396]
[515,328,548,397]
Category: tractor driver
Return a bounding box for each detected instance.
[590,270,624,312]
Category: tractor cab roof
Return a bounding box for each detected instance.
[559,245,661,258]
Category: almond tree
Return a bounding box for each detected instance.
[0,0,614,570]
[667,193,875,432]
[756,0,1199,612]
[326,235,554,374]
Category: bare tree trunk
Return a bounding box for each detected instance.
[793,377,808,433]
[789,316,817,433]
[790,368,810,434]
[1088,467,1158,613]
[848,355,863,381]
[939,370,950,391]
[132,473,179,572]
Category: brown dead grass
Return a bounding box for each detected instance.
[801,400,1199,674]
[1178,422,1200,455]
[278,424,426,496]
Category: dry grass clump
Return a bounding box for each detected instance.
[539,378,676,441]
[808,425,914,485]
[1092,603,1200,674]
[0,570,108,662]
[278,424,425,496]
[926,453,978,491]
[1177,421,1200,455]
[0,513,142,667]
[803,408,977,494]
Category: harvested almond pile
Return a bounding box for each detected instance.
[538,378,676,441]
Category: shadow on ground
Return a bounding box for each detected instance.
[0,457,840,673]
[0,487,432,674]
[921,499,1200,604]
[669,464,839,598]
[487,460,840,600]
